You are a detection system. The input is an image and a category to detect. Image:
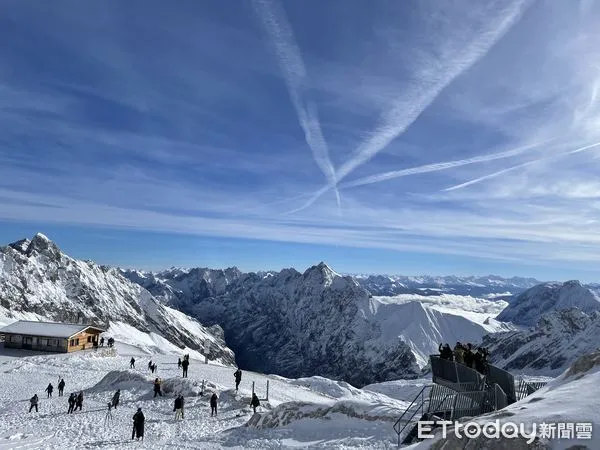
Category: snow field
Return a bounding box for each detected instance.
[0,339,412,449]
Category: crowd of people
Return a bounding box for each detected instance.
[438,342,490,374]
[27,350,262,442]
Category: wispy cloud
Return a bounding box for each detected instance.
[288,0,530,213]
[444,141,600,192]
[252,0,341,212]
[2,1,600,277]
[341,139,549,189]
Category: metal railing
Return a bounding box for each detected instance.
[515,379,548,402]
[393,385,431,447]
[430,355,485,388]
[486,364,516,404]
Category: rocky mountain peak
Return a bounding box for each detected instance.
[24,233,62,258]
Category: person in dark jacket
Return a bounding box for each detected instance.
[250,393,260,413]
[474,348,488,374]
[45,383,54,398]
[178,358,182,369]
[132,408,145,441]
[210,393,218,417]
[112,389,121,409]
[130,357,135,369]
[58,379,65,397]
[153,378,162,397]
[29,394,38,413]
[438,343,453,360]
[463,343,474,368]
[234,368,242,391]
[100,337,105,347]
[181,358,189,378]
[74,391,83,411]
[67,393,76,414]
[148,360,153,371]
[174,395,184,420]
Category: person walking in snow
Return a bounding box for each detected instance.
[153,378,163,397]
[148,360,153,371]
[173,395,184,420]
[210,393,218,417]
[130,357,135,369]
[45,383,54,398]
[234,368,242,391]
[100,337,105,347]
[178,358,182,369]
[250,393,260,413]
[181,358,189,378]
[67,393,76,414]
[112,389,121,409]
[132,407,145,441]
[180,395,185,419]
[74,391,84,412]
[58,378,65,397]
[28,394,38,413]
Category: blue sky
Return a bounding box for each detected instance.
[2,0,600,281]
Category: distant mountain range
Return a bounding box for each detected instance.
[352,274,541,298]
[122,264,514,385]
[4,233,600,385]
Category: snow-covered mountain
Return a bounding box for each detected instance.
[127,262,419,386]
[497,280,600,326]
[354,274,540,298]
[0,234,235,365]
[370,294,512,366]
[124,262,515,386]
[482,308,600,375]
[122,266,242,309]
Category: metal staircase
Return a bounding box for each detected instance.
[394,355,548,447]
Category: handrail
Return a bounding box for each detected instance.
[393,385,430,434]
[394,385,432,447]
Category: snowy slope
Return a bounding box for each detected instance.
[0,331,418,449]
[370,294,511,366]
[0,234,234,365]
[482,308,600,375]
[497,280,600,326]
[409,349,600,449]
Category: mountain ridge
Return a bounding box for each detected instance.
[0,234,235,365]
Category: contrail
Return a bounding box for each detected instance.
[444,141,600,192]
[341,140,548,188]
[253,0,341,213]
[288,0,530,214]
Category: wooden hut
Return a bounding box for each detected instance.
[0,320,104,353]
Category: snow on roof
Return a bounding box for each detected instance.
[0,321,104,338]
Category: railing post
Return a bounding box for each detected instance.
[252,381,255,395]
[266,380,269,401]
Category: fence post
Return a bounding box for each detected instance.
[201,379,205,396]
[252,381,255,395]
[266,380,269,401]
